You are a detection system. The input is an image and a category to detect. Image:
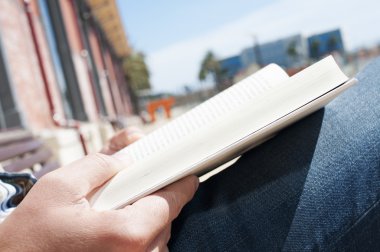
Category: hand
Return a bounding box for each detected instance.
[0,130,199,251]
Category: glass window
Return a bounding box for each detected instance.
[0,38,22,130]
[38,0,73,119]
[38,0,87,121]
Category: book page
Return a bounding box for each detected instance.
[114,64,289,164]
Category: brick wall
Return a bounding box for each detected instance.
[0,0,136,165]
[0,0,133,132]
[0,0,53,130]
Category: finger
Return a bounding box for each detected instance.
[94,177,197,249]
[101,128,145,154]
[44,153,129,197]
[120,176,198,240]
[147,225,171,252]
[112,127,144,148]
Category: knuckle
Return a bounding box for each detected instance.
[88,153,119,171]
[90,153,111,166]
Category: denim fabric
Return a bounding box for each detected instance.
[169,58,380,251]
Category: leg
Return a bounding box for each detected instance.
[169,59,380,251]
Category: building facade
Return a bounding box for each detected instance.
[219,30,344,82]
[307,29,345,60]
[219,55,243,82]
[0,0,134,165]
[240,34,309,69]
[219,34,309,85]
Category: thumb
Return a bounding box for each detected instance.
[116,176,199,242]
[45,153,128,197]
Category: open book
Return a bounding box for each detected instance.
[90,56,357,210]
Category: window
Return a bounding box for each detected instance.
[73,0,108,116]
[38,0,87,121]
[0,38,22,130]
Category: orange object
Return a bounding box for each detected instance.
[146,97,175,122]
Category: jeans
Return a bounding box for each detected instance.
[169,58,380,251]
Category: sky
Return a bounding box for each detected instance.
[117,0,380,93]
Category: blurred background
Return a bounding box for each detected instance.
[0,0,379,167]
